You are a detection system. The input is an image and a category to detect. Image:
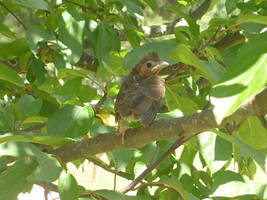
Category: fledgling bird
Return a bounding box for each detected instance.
[115,52,169,144]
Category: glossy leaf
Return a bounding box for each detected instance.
[58,8,85,64]
[0,142,62,182]
[238,116,267,149]
[58,171,80,200]
[120,0,144,17]
[47,105,94,139]
[12,0,50,10]
[0,63,24,87]
[17,94,42,119]
[0,158,37,200]
[211,32,267,124]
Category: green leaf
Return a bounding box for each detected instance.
[203,58,226,83]
[215,131,267,172]
[0,39,29,59]
[211,32,267,124]
[92,22,120,67]
[159,176,199,200]
[0,132,74,148]
[0,142,62,182]
[12,0,51,10]
[165,84,197,115]
[58,8,85,64]
[58,77,82,102]
[211,170,255,197]
[238,116,267,149]
[95,189,146,200]
[123,41,177,70]
[26,23,55,54]
[0,23,16,38]
[58,171,80,200]
[144,0,157,10]
[197,132,232,174]
[110,149,135,171]
[169,45,212,81]
[256,184,267,199]
[78,85,97,102]
[0,63,24,87]
[47,105,94,139]
[225,0,237,14]
[28,57,47,84]
[237,14,267,25]
[0,158,37,200]
[166,4,200,39]
[17,94,42,119]
[120,0,144,17]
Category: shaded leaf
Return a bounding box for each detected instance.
[96,189,146,200]
[165,84,197,115]
[123,41,177,70]
[58,171,80,200]
[47,105,94,139]
[0,142,62,182]
[26,23,55,54]
[17,94,42,119]
[0,23,16,38]
[120,0,144,17]
[12,0,51,10]
[159,176,199,200]
[225,0,237,14]
[0,39,29,59]
[0,63,24,87]
[0,158,37,200]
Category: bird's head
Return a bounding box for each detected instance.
[132,52,169,76]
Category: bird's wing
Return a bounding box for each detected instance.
[115,75,165,123]
[138,75,165,100]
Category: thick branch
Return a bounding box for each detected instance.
[52,87,267,164]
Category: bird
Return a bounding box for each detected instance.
[115,51,169,144]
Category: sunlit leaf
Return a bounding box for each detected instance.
[211,32,267,124]
[237,14,267,25]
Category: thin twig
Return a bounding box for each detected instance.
[120,132,201,193]
[200,25,223,51]
[63,0,100,17]
[0,1,27,30]
[93,89,108,114]
[87,156,131,180]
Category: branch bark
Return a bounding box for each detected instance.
[52,87,267,164]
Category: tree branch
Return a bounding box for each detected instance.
[0,1,27,30]
[52,87,267,164]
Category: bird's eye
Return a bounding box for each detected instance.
[146,62,152,68]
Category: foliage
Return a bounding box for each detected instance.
[0,0,267,199]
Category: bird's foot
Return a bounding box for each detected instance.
[115,127,130,144]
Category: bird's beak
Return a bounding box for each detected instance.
[151,61,169,74]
